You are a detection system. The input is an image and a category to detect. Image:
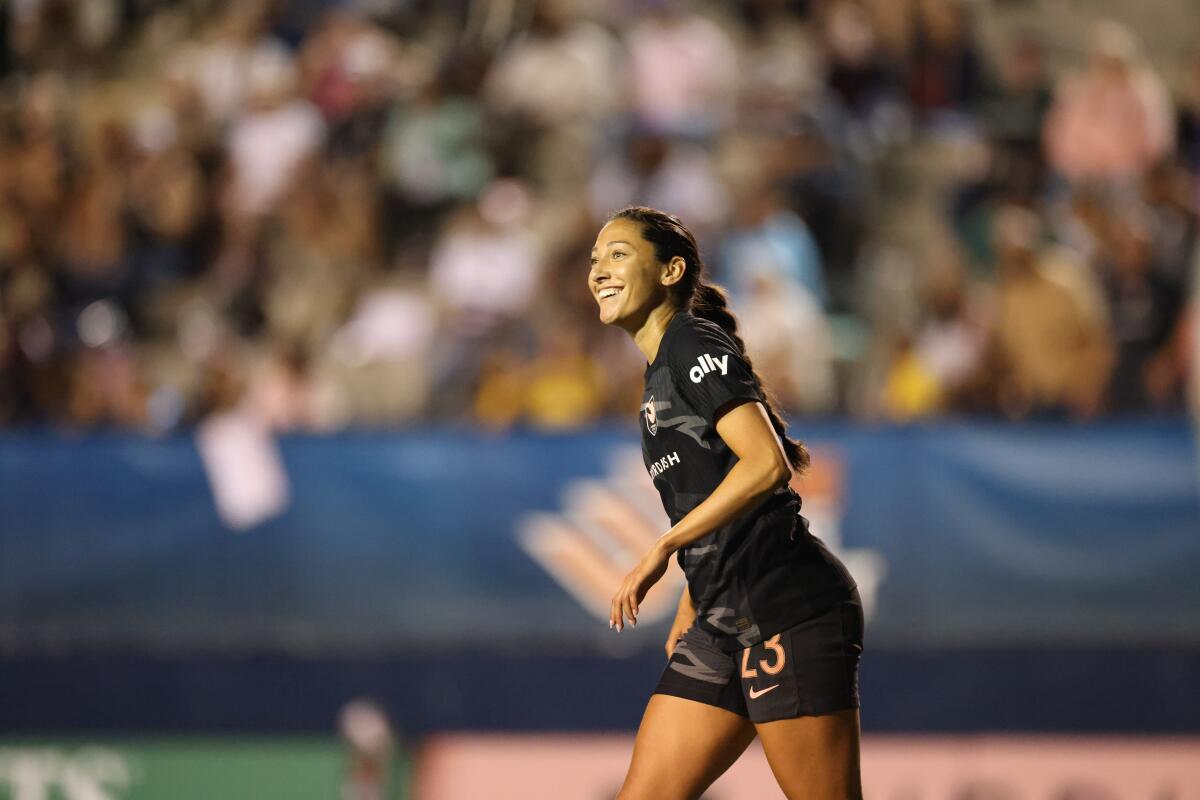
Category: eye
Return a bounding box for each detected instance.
[612,251,625,260]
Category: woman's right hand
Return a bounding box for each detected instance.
[665,589,696,658]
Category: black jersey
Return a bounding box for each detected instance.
[641,311,856,652]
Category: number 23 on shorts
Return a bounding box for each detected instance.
[741,633,786,678]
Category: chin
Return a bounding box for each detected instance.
[597,304,620,326]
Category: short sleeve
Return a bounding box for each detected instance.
[668,319,763,427]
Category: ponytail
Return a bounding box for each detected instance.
[689,283,811,473]
[611,206,811,474]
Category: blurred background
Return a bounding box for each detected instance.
[0,0,1198,797]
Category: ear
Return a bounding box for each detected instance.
[661,255,687,287]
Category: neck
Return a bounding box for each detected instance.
[630,303,679,363]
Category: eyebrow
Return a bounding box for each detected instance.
[590,240,634,254]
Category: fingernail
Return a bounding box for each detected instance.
[609,620,613,629]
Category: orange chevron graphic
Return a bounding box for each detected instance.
[518,445,885,623]
[517,449,684,623]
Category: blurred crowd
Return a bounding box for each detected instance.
[0,0,1196,431]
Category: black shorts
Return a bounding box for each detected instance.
[653,594,864,724]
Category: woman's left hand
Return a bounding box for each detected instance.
[610,544,670,632]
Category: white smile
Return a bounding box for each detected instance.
[598,287,622,300]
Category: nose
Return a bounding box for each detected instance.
[589,259,609,287]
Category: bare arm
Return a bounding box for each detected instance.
[609,400,793,631]
[657,401,792,555]
[665,586,696,657]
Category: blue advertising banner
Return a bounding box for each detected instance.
[1,420,1198,653]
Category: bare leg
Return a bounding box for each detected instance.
[754,708,863,800]
[617,694,757,800]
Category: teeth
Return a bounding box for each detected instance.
[599,288,620,299]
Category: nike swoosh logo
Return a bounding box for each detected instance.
[748,684,780,699]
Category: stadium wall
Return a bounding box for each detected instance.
[1,421,1197,735]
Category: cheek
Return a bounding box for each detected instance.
[624,262,656,298]
[636,274,669,305]
[621,276,646,304]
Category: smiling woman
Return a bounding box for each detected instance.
[587,207,864,800]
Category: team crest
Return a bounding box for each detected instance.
[644,396,658,435]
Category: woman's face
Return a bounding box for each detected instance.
[588,218,671,329]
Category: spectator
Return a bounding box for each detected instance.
[908,0,983,119]
[717,181,828,307]
[338,699,398,800]
[732,0,824,132]
[522,324,606,429]
[1175,49,1200,173]
[223,45,325,220]
[878,246,986,421]
[125,106,209,324]
[429,180,543,330]
[485,0,625,194]
[588,129,729,236]
[166,2,281,128]
[947,34,1053,262]
[1100,208,1186,412]
[1188,261,1200,418]
[382,74,494,207]
[428,180,544,416]
[473,347,530,428]
[63,342,149,429]
[6,74,69,249]
[739,271,837,415]
[624,2,738,135]
[982,34,1052,148]
[821,0,905,143]
[260,161,376,351]
[327,282,438,424]
[483,0,621,129]
[473,317,609,429]
[244,340,342,431]
[880,333,942,420]
[913,246,986,409]
[0,1,1196,431]
[1044,21,1174,186]
[1139,161,1197,290]
[987,207,1113,419]
[55,141,133,325]
[8,0,122,72]
[300,13,398,158]
[975,33,1053,200]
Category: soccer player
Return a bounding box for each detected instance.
[590,207,863,799]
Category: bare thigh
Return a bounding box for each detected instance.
[755,708,863,800]
[617,694,757,800]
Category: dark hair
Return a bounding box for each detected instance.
[610,206,811,473]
